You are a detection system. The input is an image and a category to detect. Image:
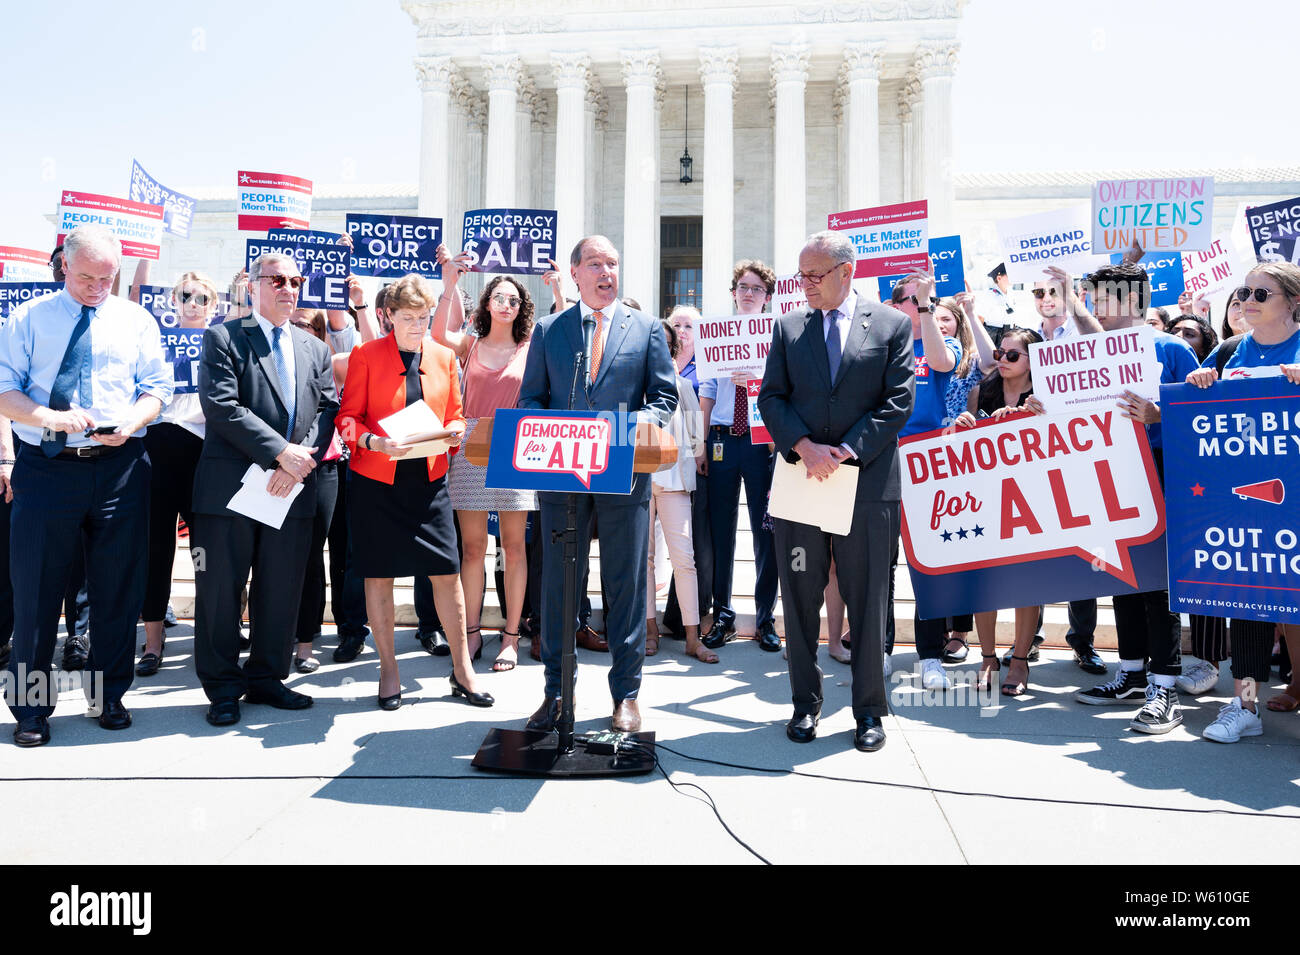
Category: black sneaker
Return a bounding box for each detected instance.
[1130,683,1182,734]
[1075,668,1147,705]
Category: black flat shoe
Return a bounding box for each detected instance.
[333,634,366,663]
[418,628,450,656]
[449,672,494,708]
[135,651,162,677]
[941,636,969,664]
[378,692,402,711]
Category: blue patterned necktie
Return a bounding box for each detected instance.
[825,309,842,382]
[272,325,296,439]
[41,304,94,457]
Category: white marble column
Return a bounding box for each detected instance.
[841,42,885,211]
[515,74,538,208]
[770,44,809,275]
[551,52,591,267]
[699,46,737,317]
[898,73,920,203]
[481,53,521,208]
[415,56,455,220]
[915,40,960,230]
[447,74,477,257]
[586,85,607,238]
[621,48,662,308]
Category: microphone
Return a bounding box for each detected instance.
[581,313,596,383]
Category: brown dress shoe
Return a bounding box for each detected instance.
[526,697,562,733]
[529,637,542,661]
[576,625,609,652]
[611,699,641,733]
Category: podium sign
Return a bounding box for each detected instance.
[485,409,636,495]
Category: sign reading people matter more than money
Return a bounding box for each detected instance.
[56,190,165,260]
[1109,250,1185,309]
[1161,377,1300,624]
[1029,324,1161,416]
[997,205,1105,284]
[878,234,965,300]
[899,410,1167,619]
[746,379,771,444]
[237,170,312,231]
[484,409,635,495]
[828,200,928,279]
[1091,177,1213,254]
[693,312,773,381]
[1182,234,1244,299]
[129,160,197,239]
[0,282,62,323]
[461,208,557,276]
[1247,196,1300,265]
[345,213,443,279]
[0,247,54,281]
[245,236,349,311]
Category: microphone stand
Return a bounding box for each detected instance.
[557,345,587,754]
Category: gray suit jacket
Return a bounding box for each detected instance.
[192,317,339,519]
[757,296,914,502]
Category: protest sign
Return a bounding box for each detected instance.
[345,213,443,278]
[1162,377,1300,624]
[746,378,771,444]
[772,273,804,316]
[878,234,965,300]
[1091,177,1213,253]
[1181,234,1243,300]
[245,237,349,310]
[56,190,164,259]
[237,170,312,231]
[461,208,556,275]
[828,201,928,279]
[694,312,774,380]
[485,409,634,494]
[1247,195,1300,265]
[138,284,232,395]
[137,285,231,330]
[1109,249,1184,308]
[0,247,53,281]
[1029,324,1161,415]
[997,205,1104,284]
[129,160,197,239]
[900,410,1167,619]
[0,282,62,323]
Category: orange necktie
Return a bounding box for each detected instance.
[590,310,604,383]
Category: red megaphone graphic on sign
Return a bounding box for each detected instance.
[1232,479,1285,504]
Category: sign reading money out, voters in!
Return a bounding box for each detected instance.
[771,274,804,316]
[693,312,774,381]
[1029,325,1162,416]
[237,170,312,232]
[1091,177,1213,254]
[1182,235,1244,299]
[56,190,165,259]
[345,214,443,278]
[828,200,928,279]
[461,209,557,275]
[878,234,965,300]
[129,160,197,239]
[245,230,349,310]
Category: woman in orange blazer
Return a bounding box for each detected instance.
[337,274,492,711]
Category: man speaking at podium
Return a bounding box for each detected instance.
[517,235,677,733]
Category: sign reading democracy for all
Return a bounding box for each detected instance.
[129,160,197,239]
[461,208,556,275]
[828,200,928,279]
[345,213,443,278]
[0,282,62,323]
[878,234,965,300]
[237,170,312,231]
[997,205,1105,284]
[694,312,774,380]
[1109,250,1185,309]
[900,410,1167,619]
[245,236,349,310]
[746,379,771,444]
[1162,377,1300,624]
[56,190,165,259]
[485,408,635,494]
[0,247,53,281]
[1182,234,1245,299]
[138,285,231,394]
[1029,324,1161,416]
[1091,177,1213,254]
[1247,196,1300,265]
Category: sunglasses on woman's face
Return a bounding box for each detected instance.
[1031,287,1059,300]
[491,293,521,308]
[993,348,1026,363]
[1233,285,1282,304]
[181,290,211,306]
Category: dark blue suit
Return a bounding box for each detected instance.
[518,302,677,702]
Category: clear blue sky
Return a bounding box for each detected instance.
[3,0,1296,253]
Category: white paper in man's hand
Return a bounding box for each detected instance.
[227,464,305,529]
[767,455,858,536]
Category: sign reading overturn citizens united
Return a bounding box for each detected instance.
[237,170,312,231]
[56,191,165,259]
[1091,177,1213,253]
[461,208,557,275]
[828,200,928,279]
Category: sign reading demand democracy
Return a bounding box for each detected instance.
[56,190,165,259]
[694,312,774,380]
[345,213,443,278]
[1091,177,1213,253]
[245,235,349,310]
[1247,196,1300,265]
[0,247,53,281]
[237,170,312,231]
[997,205,1104,284]
[129,160,197,239]
[1029,324,1161,416]
[461,208,556,275]
[900,410,1167,619]
[828,200,928,279]
[1162,377,1300,624]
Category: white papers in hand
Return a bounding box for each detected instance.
[226,464,305,529]
[767,455,858,536]
[378,402,454,459]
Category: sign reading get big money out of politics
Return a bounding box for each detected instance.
[828,200,928,279]
[345,213,443,279]
[0,247,53,281]
[461,208,557,276]
[56,191,165,260]
[237,170,312,232]
[1091,176,1214,254]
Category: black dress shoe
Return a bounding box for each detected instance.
[701,619,736,651]
[854,716,886,752]
[449,673,494,708]
[206,699,240,726]
[757,621,782,653]
[332,634,367,663]
[244,682,313,710]
[13,716,50,747]
[98,700,132,731]
[786,711,819,743]
[378,692,402,711]
[294,656,320,674]
[1071,646,1107,675]
[418,629,450,656]
[61,635,90,671]
[136,651,162,677]
[1002,636,1042,666]
[526,697,562,732]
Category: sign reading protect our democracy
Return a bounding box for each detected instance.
[900,411,1167,619]
[0,282,62,322]
[694,313,774,380]
[461,208,556,275]
[878,234,965,300]
[138,285,231,329]
[1109,250,1185,308]
[997,205,1104,284]
[828,200,928,279]
[1182,234,1244,299]
[1162,378,1300,624]
[237,170,312,231]
[0,247,53,281]
[345,214,443,278]
[1091,177,1213,253]
[245,236,349,310]
[138,285,231,395]
[129,160,196,239]
[56,191,165,259]
[1247,196,1300,265]
[485,409,635,494]
[1029,324,1161,416]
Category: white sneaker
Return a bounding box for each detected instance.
[1202,698,1263,743]
[883,654,892,678]
[921,658,951,690]
[1176,660,1219,695]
